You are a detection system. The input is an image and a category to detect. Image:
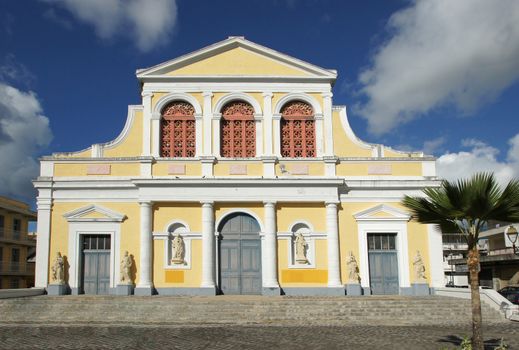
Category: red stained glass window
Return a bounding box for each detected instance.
[160,101,196,157]
[220,101,256,158]
[280,101,315,157]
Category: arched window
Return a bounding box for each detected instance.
[220,101,255,157]
[160,101,196,157]
[280,101,315,157]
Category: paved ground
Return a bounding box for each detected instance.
[1,324,518,350]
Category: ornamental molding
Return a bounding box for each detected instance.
[353,204,410,222]
[213,92,262,115]
[152,92,202,119]
[63,204,126,222]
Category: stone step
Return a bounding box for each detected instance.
[0,296,505,325]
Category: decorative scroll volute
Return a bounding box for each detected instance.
[280,101,315,157]
[220,101,255,157]
[160,101,196,157]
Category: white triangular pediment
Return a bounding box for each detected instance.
[136,37,337,80]
[353,204,410,222]
[63,204,126,222]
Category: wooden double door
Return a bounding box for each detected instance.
[219,213,262,295]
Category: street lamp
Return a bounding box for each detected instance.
[505,225,518,255]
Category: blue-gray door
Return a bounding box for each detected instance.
[81,235,111,295]
[219,213,262,295]
[368,233,399,295]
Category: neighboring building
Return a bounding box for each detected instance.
[442,233,469,287]
[0,196,37,289]
[33,37,444,296]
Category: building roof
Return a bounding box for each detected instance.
[0,196,37,219]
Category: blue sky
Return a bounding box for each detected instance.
[1,0,518,203]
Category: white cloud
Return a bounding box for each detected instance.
[0,83,52,200]
[356,0,519,135]
[42,0,177,52]
[437,134,519,186]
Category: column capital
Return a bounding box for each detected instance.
[262,92,274,99]
[141,91,154,98]
[200,201,214,207]
[272,114,282,121]
[139,201,153,207]
[325,201,340,207]
[263,201,277,207]
[322,92,333,99]
[202,91,213,98]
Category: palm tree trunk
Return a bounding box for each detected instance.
[468,245,483,350]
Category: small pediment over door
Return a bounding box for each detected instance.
[353,204,410,222]
[63,205,126,223]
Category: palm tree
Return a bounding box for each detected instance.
[402,173,519,350]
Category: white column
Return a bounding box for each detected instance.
[202,92,213,155]
[136,201,153,294]
[262,93,274,156]
[315,114,324,157]
[201,201,215,288]
[212,115,221,157]
[142,92,153,156]
[322,92,334,156]
[263,201,279,289]
[255,115,264,157]
[326,201,342,287]
[35,194,52,288]
[272,114,281,157]
[195,114,203,157]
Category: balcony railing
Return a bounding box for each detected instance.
[487,247,516,256]
[0,228,36,244]
[0,262,34,274]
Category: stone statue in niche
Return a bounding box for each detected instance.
[346,251,360,283]
[120,251,132,284]
[51,252,65,284]
[171,233,185,264]
[413,250,427,282]
[294,232,308,264]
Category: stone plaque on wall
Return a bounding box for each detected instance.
[87,164,111,175]
[229,164,247,175]
[291,164,309,175]
[168,164,186,175]
[367,164,392,175]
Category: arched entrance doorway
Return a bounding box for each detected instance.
[218,213,262,295]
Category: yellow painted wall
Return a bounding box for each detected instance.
[277,203,326,232]
[53,163,140,177]
[48,202,141,285]
[167,47,310,77]
[152,161,202,176]
[332,110,373,157]
[275,162,324,176]
[153,203,202,233]
[213,161,263,176]
[102,110,143,157]
[336,161,423,176]
[338,202,431,285]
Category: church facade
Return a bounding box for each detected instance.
[34,37,444,296]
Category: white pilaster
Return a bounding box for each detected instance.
[212,115,221,157]
[262,93,274,156]
[136,201,153,294]
[142,92,153,156]
[326,201,342,287]
[315,114,324,157]
[255,114,264,157]
[35,194,52,288]
[263,201,279,289]
[203,92,213,156]
[273,114,281,157]
[201,201,215,288]
[322,92,334,156]
[195,114,203,157]
[427,224,445,288]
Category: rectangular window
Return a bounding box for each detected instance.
[0,215,4,237]
[0,246,3,262]
[10,278,19,289]
[368,233,397,251]
[11,248,20,262]
[13,218,21,240]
